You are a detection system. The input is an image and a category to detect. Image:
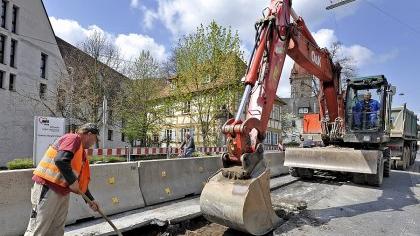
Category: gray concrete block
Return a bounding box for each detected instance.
[264,151,289,177]
[68,162,146,223]
[0,169,34,236]
[138,156,222,206]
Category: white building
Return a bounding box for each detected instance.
[0,0,67,166]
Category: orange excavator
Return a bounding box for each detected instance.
[200,0,395,235]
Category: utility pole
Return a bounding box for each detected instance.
[102,96,107,149]
[326,0,356,10]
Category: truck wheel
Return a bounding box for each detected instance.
[396,160,406,170]
[289,168,299,177]
[352,173,365,185]
[409,145,415,165]
[298,168,314,180]
[383,149,390,177]
[366,158,384,187]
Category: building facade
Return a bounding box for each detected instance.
[55,37,130,149]
[281,63,320,143]
[0,0,67,166]
[159,95,286,149]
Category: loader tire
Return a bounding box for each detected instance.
[289,168,299,177]
[366,158,384,187]
[289,168,314,179]
[383,159,390,177]
[383,149,390,178]
[298,168,314,180]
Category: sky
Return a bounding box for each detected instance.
[43,0,420,115]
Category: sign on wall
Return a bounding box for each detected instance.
[33,116,66,165]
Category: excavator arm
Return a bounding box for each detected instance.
[222,0,342,171]
[200,0,342,235]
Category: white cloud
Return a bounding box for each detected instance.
[130,0,140,8]
[115,34,168,62]
[49,17,168,62]
[140,0,363,47]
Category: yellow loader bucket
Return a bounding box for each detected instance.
[200,169,281,235]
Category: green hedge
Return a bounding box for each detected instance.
[7,158,34,170]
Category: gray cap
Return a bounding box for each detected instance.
[78,123,99,135]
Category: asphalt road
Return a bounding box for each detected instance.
[273,155,420,236]
[179,154,420,236]
[125,154,420,236]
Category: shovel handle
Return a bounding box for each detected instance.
[79,191,123,236]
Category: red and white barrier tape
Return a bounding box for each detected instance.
[85,146,279,157]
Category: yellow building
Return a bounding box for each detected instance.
[159,92,286,149]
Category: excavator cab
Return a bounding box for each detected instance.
[343,75,395,145]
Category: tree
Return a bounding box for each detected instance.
[57,31,126,127]
[280,112,298,138]
[17,30,126,131]
[171,21,245,147]
[299,41,358,97]
[115,51,167,146]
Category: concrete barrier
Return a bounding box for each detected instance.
[0,163,145,235]
[67,162,145,223]
[0,169,33,236]
[138,156,222,205]
[264,151,289,177]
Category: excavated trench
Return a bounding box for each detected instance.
[123,171,351,236]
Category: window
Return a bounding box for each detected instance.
[121,132,125,142]
[165,129,173,142]
[166,106,174,116]
[11,5,18,33]
[107,129,113,141]
[0,35,5,64]
[272,132,278,145]
[180,128,190,140]
[265,131,272,145]
[1,1,6,28]
[298,107,309,114]
[10,39,16,67]
[39,83,47,98]
[9,74,15,91]
[271,107,280,120]
[40,53,48,78]
[153,134,159,143]
[0,70,3,89]
[182,101,191,114]
[203,75,211,84]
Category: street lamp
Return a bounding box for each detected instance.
[326,0,356,10]
[68,66,74,133]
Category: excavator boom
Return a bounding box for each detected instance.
[200,0,343,234]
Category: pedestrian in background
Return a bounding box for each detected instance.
[25,123,101,236]
[179,132,195,157]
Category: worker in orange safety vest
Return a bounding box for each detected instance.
[25,123,100,236]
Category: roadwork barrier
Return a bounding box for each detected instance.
[0,169,33,236]
[138,156,222,205]
[264,151,289,177]
[67,162,145,223]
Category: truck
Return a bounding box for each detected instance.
[388,104,418,169]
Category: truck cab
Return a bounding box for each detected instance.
[343,75,395,147]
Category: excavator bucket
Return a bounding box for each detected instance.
[284,147,381,174]
[200,169,281,235]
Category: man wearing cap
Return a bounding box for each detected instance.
[354,91,380,129]
[25,123,101,236]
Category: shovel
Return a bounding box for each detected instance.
[79,191,123,236]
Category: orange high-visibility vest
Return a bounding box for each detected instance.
[33,142,90,193]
